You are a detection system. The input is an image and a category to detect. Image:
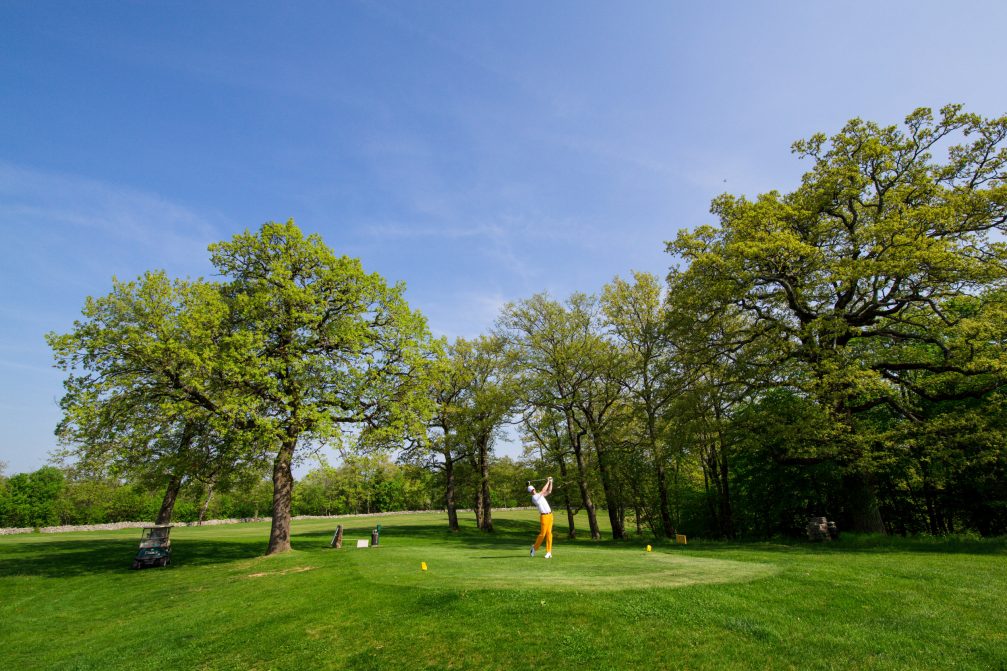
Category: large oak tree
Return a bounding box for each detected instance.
[667,105,1007,531]
[210,221,436,554]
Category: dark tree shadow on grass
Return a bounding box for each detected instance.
[0,514,585,578]
[293,514,1007,557]
[0,537,264,578]
[7,516,997,580]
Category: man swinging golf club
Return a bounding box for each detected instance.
[528,476,554,559]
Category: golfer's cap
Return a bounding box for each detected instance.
[527,485,535,493]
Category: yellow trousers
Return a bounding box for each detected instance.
[534,513,554,553]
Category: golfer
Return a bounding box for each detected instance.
[529,476,554,558]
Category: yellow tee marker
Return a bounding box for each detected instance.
[646,544,652,552]
[421,562,427,571]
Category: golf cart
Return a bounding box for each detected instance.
[131,525,172,569]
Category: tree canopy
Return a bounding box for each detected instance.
[207,221,438,553]
[48,221,437,554]
[668,105,1007,531]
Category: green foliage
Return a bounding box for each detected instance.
[208,220,437,452]
[486,457,539,508]
[669,105,1007,408]
[212,477,274,519]
[447,335,518,452]
[729,391,844,537]
[501,292,629,539]
[0,467,65,528]
[46,220,437,552]
[46,269,270,526]
[665,105,1007,535]
[0,460,443,528]
[601,271,686,537]
[208,221,438,552]
[290,454,435,516]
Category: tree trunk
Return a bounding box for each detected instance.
[671,450,683,534]
[267,437,297,555]
[198,482,215,525]
[567,413,600,539]
[700,431,734,537]
[647,407,674,537]
[155,423,196,525]
[702,443,732,538]
[718,450,733,537]
[625,470,650,536]
[701,456,717,530]
[444,455,459,532]
[717,430,734,538]
[710,404,735,538]
[574,443,600,540]
[844,471,886,534]
[478,434,493,532]
[558,455,576,539]
[655,461,674,537]
[156,474,183,525]
[471,452,485,530]
[920,461,944,535]
[594,441,627,539]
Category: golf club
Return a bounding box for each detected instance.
[526,478,565,487]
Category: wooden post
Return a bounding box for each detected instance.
[330,524,343,549]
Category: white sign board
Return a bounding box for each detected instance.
[356,539,369,548]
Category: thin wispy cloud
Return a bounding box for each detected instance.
[0,161,229,470]
[362,222,507,241]
[0,359,55,374]
[424,290,511,340]
[0,161,226,270]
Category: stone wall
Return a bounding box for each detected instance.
[806,516,839,541]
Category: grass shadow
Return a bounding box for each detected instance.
[0,537,264,578]
[306,512,1007,558]
[11,513,996,580]
[654,534,1007,557]
[825,534,1007,555]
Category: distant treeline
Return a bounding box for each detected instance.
[5,439,1004,537]
[0,456,543,528]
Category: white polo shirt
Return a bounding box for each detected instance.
[531,492,552,515]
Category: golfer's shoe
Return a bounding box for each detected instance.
[530,546,536,557]
[545,552,552,559]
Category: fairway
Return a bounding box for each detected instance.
[2,510,1006,671]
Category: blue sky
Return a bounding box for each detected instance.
[2,1,1005,474]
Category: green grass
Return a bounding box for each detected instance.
[1,510,1005,670]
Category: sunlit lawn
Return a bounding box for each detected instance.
[1,510,1004,670]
